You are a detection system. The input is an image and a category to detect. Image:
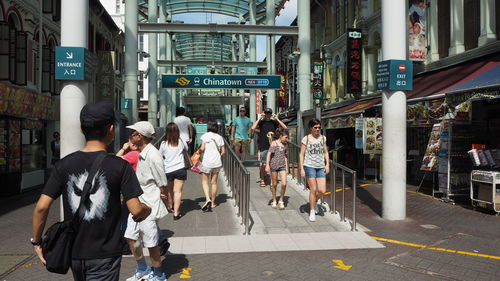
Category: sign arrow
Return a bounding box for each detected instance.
[331,260,352,271]
[66,52,73,59]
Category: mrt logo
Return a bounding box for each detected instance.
[175,77,190,86]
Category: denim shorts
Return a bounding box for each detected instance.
[304,166,326,178]
[259,150,269,165]
[271,168,285,172]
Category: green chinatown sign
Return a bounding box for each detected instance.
[162,74,281,89]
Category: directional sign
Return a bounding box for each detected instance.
[376,59,413,91]
[55,47,91,81]
[237,66,258,75]
[162,74,281,89]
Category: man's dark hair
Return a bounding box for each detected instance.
[207,121,218,133]
[81,124,112,141]
[176,107,186,116]
[308,118,321,128]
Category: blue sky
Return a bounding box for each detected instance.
[172,0,297,61]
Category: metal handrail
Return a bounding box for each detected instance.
[221,139,251,235]
[288,142,357,231]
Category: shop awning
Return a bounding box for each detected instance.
[322,97,381,119]
[446,63,500,94]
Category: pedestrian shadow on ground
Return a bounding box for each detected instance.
[0,188,42,216]
[355,185,382,216]
[161,254,189,279]
[181,194,230,214]
[159,229,175,239]
[266,196,290,207]
[298,203,327,216]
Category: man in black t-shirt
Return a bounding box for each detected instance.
[251,108,287,187]
[32,102,151,281]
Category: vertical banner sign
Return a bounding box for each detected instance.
[408,0,427,61]
[346,29,362,95]
[256,89,262,115]
[355,117,364,149]
[312,62,323,99]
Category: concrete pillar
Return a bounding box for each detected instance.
[166,33,174,123]
[147,0,158,126]
[449,0,465,56]
[158,3,167,127]
[429,0,440,61]
[60,0,88,158]
[124,0,138,123]
[298,0,311,140]
[266,0,276,112]
[366,49,376,94]
[381,0,406,220]
[478,0,497,46]
[239,34,245,100]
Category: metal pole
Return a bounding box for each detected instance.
[352,172,357,231]
[60,0,89,220]
[147,0,158,127]
[297,0,312,142]
[124,0,139,123]
[166,33,174,123]
[342,170,345,222]
[249,0,257,156]
[158,2,167,127]
[381,0,407,220]
[266,0,276,112]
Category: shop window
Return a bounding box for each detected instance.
[335,1,341,37]
[438,0,450,58]
[0,22,9,80]
[344,0,349,32]
[464,0,480,50]
[52,0,61,21]
[42,46,50,92]
[15,33,27,85]
[43,0,52,13]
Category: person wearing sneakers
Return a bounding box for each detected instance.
[125,121,168,281]
[251,108,287,187]
[299,118,330,222]
[265,128,289,210]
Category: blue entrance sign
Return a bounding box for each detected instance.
[55,47,91,81]
[376,60,413,91]
[162,74,281,89]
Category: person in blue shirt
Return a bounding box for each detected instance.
[230,107,252,161]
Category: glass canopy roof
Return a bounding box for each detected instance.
[138,0,287,62]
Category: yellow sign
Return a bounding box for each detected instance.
[180,267,192,279]
[176,77,191,86]
[331,260,352,271]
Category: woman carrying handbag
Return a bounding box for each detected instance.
[199,121,225,212]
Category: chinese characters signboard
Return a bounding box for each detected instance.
[312,62,323,99]
[346,29,362,95]
[376,60,413,91]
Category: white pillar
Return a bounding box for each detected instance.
[478,0,497,46]
[449,0,465,56]
[239,34,245,100]
[249,0,257,156]
[60,0,88,158]
[166,33,174,123]
[124,0,138,123]
[298,0,311,140]
[428,0,440,61]
[147,0,158,126]
[266,0,276,112]
[381,0,406,220]
[158,3,167,127]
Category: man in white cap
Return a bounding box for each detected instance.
[124,121,168,281]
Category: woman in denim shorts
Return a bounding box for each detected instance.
[265,128,289,210]
[299,118,330,222]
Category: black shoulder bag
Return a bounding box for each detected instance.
[42,152,106,274]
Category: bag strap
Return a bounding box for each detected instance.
[73,152,107,226]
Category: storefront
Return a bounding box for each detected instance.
[0,83,56,196]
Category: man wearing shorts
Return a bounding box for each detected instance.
[125,121,168,281]
[251,108,287,187]
[231,107,252,161]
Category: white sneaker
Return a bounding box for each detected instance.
[271,201,277,208]
[126,267,152,281]
[309,210,316,222]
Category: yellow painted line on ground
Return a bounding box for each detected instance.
[371,236,500,260]
[406,190,440,200]
[180,267,192,279]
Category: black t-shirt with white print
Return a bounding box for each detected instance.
[42,151,143,259]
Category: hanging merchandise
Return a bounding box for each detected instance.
[421,123,445,171]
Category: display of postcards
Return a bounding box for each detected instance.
[468,149,481,166]
[477,150,488,166]
[484,150,496,166]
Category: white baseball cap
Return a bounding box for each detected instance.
[126,121,155,138]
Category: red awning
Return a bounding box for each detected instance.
[322,97,381,118]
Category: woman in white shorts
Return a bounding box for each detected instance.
[199,121,225,212]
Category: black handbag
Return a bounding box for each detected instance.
[42,152,106,274]
[183,149,193,169]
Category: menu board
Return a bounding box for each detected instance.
[355,118,364,149]
[363,118,382,154]
[0,83,53,120]
[421,123,446,171]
